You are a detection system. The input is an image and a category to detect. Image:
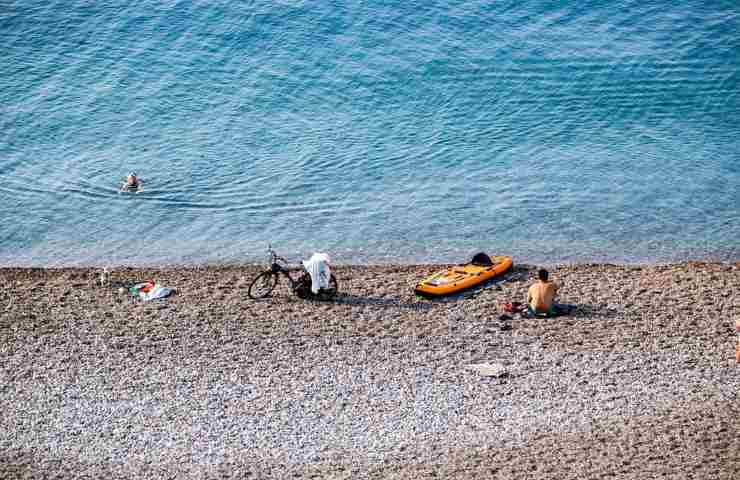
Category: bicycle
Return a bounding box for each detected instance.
[248,246,339,300]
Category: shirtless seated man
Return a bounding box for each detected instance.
[527,268,562,316]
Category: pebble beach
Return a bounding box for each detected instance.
[1,262,739,479]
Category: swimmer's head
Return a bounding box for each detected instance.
[127,173,137,185]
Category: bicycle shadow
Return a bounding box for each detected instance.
[334,293,434,311]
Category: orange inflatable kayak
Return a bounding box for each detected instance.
[415,253,512,298]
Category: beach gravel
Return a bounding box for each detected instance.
[1,262,738,479]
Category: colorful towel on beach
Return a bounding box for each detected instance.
[129,281,174,301]
[503,302,528,314]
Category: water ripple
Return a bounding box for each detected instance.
[1,0,739,266]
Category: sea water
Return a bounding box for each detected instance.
[1,0,738,266]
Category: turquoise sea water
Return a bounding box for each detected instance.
[1,0,739,266]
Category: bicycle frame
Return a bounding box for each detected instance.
[248,245,338,300]
[266,246,305,290]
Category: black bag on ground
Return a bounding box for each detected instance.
[471,252,493,266]
[293,272,313,299]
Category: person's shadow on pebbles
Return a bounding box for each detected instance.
[336,293,433,311]
[567,303,621,319]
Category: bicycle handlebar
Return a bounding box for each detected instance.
[266,245,289,265]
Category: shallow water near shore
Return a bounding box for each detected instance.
[1,1,739,267]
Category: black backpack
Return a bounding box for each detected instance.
[471,252,493,266]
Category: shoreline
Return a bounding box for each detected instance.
[2,261,739,478]
[1,248,738,271]
[1,257,739,273]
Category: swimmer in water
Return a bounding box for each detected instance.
[120,173,143,192]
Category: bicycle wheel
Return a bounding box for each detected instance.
[248,271,278,299]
